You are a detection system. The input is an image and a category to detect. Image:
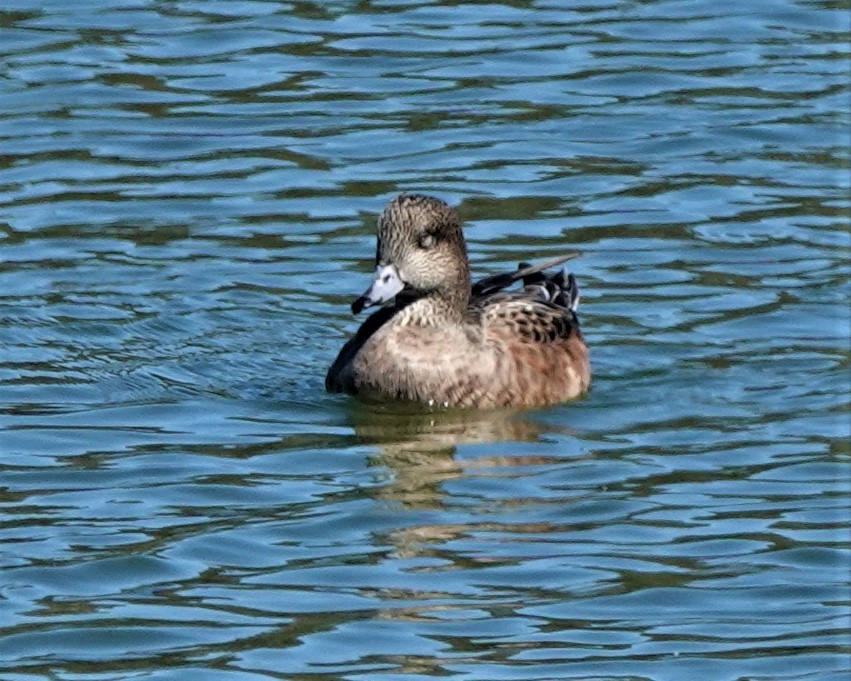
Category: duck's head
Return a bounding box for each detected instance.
[352,194,470,314]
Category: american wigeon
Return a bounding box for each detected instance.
[326,194,591,408]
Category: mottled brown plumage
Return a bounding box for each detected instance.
[326,194,591,409]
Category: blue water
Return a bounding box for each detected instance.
[1,1,849,679]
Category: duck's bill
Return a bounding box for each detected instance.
[351,264,405,314]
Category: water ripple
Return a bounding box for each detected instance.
[1,0,848,679]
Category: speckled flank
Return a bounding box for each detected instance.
[326,194,591,409]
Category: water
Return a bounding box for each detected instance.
[1,0,849,679]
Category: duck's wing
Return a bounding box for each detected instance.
[476,259,590,404]
[479,288,579,346]
[472,252,584,346]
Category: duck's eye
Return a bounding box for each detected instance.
[418,234,436,250]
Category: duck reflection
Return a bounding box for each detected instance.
[342,399,579,510]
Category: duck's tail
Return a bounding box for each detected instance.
[517,262,580,312]
[472,252,580,308]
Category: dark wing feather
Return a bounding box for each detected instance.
[473,253,581,313]
[472,253,580,297]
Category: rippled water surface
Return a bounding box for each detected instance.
[1,0,849,679]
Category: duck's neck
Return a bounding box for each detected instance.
[398,272,470,326]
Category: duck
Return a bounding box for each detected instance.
[325,194,591,409]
